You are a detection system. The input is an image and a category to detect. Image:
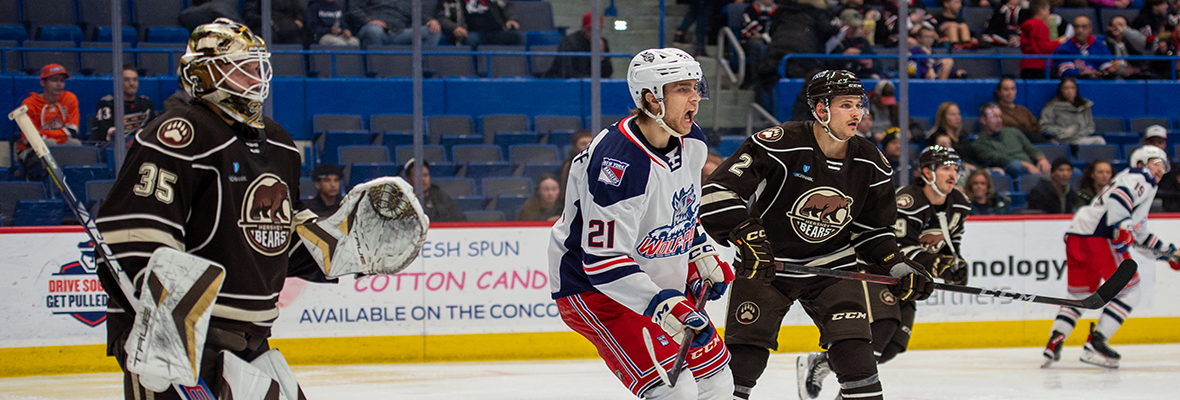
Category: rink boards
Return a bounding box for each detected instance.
[2,216,1180,377]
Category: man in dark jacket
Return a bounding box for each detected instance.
[429,0,523,48]
[545,12,612,78]
[244,0,306,44]
[306,164,344,217]
[762,2,837,80]
[1027,158,1078,214]
[307,0,359,45]
[404,159,467,222]
[349,0,442,48]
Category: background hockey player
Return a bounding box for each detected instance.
[96,18,426,399]
[1042,145,1180,369]
[699,70,934,400]
[549,48,735,400]
[797,145,971,399]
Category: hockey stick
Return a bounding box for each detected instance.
[774,260,1136,310]
[9,105,141,313]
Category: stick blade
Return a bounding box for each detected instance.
[1083,259,1137,309]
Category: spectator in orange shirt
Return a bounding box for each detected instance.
[15,64,81,180]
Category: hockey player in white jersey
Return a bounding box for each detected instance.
[548,48,735,400]
[1042,145,1180,369]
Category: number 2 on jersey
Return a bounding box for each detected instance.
[588,219,616,248]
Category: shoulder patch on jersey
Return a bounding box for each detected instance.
[156,117,195,148]
[598,157,629,187]
[756,126,785,142]
[896,193,914,209]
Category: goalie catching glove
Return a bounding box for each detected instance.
[729,218,775,283]
[296,177,429,278]
[645,289,714,348]
[686,239,734,301]
[879,251,935,301]
[929,254,969,285]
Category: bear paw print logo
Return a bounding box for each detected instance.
[735,301,760,324]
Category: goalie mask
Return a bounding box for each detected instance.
[918,145,962,196]
[181,18,272,128]
[806,70,868,142]
[627,48,709,137]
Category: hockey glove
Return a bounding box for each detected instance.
[1169,248,1180,271]
[1111,219,1136,253]
[880,252,935,301]
[645,289,711,347]
[729,218,776,283]
[687,241,735,301]
[929,255,969,286]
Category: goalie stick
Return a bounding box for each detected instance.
[9,105,141,313]
[775,260,1136,310]
[644,280,711,388]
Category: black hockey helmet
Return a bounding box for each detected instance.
[806,70,866,109]
[918,145,962,173]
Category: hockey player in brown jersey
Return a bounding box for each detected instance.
[797,145,971,399]
[699,70,934,400]
[95,19,426,399]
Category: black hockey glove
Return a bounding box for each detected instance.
[728,218,776,283]
[929,255,968,286]
[880,252,935,301]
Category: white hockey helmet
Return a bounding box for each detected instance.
[1129,144,1170,173]
[626,48,708,136]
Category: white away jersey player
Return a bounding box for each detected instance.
[1067,168,1174,257]
[549,115,709,313]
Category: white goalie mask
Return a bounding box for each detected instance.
[627,48,709,137]
[180,18,273,128]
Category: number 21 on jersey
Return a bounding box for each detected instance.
[588,219,616,248]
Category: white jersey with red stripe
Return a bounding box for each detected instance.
[549,115,709,314]
[1066,168,1175,259]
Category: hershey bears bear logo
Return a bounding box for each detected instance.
[238,173,293,256]
[788,187,855,243]
[879,288,898,306]
[735,301,760,324]
[757,126,784,142]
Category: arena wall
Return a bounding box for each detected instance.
[2,215,1179,377]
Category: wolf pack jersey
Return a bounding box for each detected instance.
[699,121,898,275]
[892,184,971,266]
[96,101,309,346]
[1067,168,1175,259]
[549,115,709,314]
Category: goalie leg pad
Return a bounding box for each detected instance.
[219,350,282,400]
[123,248,225,392]
[249,349,307,400]
[296,176,429,278]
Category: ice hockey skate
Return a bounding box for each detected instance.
[1040,331,1066,369]
[797,351,831,400]
[1080,323,1120,369]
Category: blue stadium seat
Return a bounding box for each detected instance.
[85,179,115,209]
[1076,144,1119,163]
[428,162,459,178]
[494,194,530,221]
[509,144,560,164]
[453,144,503,164]
[481,177,532,198]
[1094,116,1126,134]
[433,177,477,197]
[1123,144,1144,160]
[1033,144,1071,164]
[145,27,189,43]
[347,163,399,190]
[493,131,541,153]
[0,25,28,43]
[38,25,84,43]
[525,31,563,46]
[455,196,488,212]
[528,44,557,77]
[465,161,515,179]
[338,145,390,165]
[315,114,364,133]
[990,174,1013,193]
[546,129,576,147]
[299,178,316,200]
[520,163,562,181]
[0,167,8,181]
[428,115,475,145]
[49,146,103,166]
[482,114,530,136]
[319,131,372,165]
[23,40,79,75]
[442,136,487,156]
[25,0,77,26]
[1102,132,1139,148]
[14,199,64,226]
[1017,174,1047,193]
[0,182,46,226]
[1131,116,1170,134]
[372,114,414,133]
[382,132,417,148]
[135,42,184,76]
[395,145,447,164]
[60,165,113,202]
[514,2,555,31]
[81,41,132,76]
[425,46,476,78]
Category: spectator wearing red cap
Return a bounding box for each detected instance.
[15,64,81,180]
[544,12,612,78]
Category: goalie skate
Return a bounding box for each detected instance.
[796,351,830,400]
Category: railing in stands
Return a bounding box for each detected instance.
[0,47,635,77]
[778,53,1180,80]
[714,26,745,132]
